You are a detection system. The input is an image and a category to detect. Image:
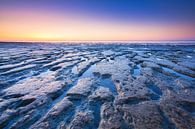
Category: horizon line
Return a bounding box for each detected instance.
[1,39,195,42]
[0,40,195,45]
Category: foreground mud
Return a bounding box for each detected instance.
[0,43,195,129]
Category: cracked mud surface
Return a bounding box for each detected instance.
[0,43,195,129]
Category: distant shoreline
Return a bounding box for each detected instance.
[0,40,195,45]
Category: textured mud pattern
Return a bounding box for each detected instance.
[0,43,195,129]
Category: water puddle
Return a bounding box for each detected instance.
[99,77,118,95]
[147,84,163,100]
[149,93,160,100]
[132,64,141,77]
[79,64,97,78]
[156,57,163,61]
[186,55,192,58]
[71,65,78,75]
[75,63,118,95]
[148,84,162,96]
[162,67,195,81]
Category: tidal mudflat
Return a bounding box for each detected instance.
[0,42,194,129]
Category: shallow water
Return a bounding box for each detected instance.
[132,64,141,77]
[162,67,195,81]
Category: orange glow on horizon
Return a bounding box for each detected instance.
[1,9,195,41]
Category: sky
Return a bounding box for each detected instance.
[0,0,195,41]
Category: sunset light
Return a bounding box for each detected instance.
[1,0,195,41]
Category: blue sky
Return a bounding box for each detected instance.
[0,0,195,41]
